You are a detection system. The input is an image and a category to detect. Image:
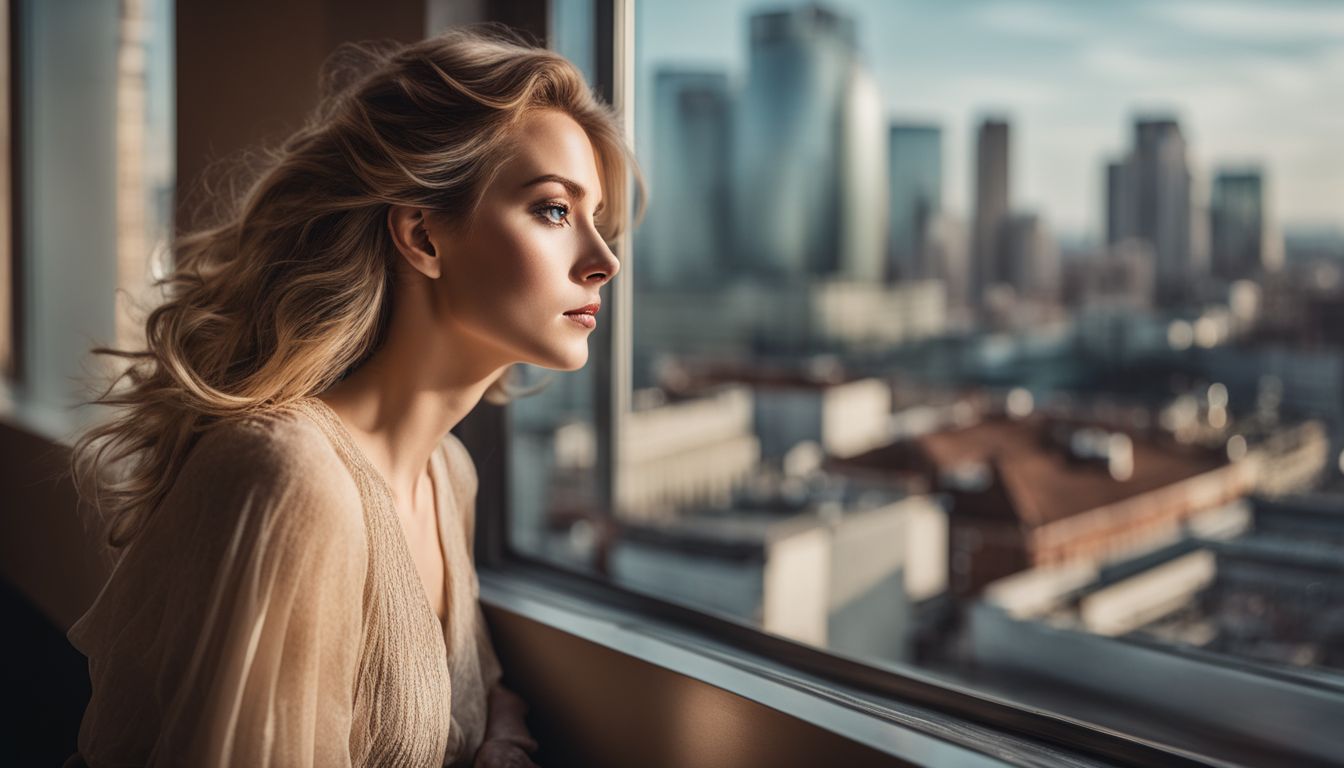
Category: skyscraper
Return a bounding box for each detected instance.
[639,70,732,289]
[732,5,878,282]
[1106,117,1194,305]
[1211,168,1280,282]
[923,212,970,312]
[837,65,888,284]
[1001,213,1060,303]
[1104,159,1133,247]
[887,123,942,282]
[972,118,1010,306]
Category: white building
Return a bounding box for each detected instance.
[611,487,948,665]
[636,278,947,357]
[548,385,762,524]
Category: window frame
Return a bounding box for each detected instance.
[2,0,16,386]
[463,1,1329,766]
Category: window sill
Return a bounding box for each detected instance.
[479,564,1173,768]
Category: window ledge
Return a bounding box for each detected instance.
[479,567,1137,768]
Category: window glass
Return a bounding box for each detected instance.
[505,0,603,568]
[549,0,596,86]
[6,0,174,432]
[513,1,1344,756]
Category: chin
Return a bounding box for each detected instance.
[557,347,589,371]
[528,344,588,372]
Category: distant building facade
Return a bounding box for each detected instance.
[635,278,948,357]
[639,70,732,289]
[1000,212,1060,303]
[971,118,1010,307]
[732,5,884,282]
[609,479,947,664]
[1211,167,1282,283]
[838,414,1257,597]
[1106,117,1195,305]
[887,123,942,283]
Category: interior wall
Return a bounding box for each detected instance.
[0,424,109,632]
[174,0,425,231]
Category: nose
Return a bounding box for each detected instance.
[578,231,620,287]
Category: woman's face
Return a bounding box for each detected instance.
[428,108,620,373]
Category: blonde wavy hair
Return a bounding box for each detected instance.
[71,25,643,551]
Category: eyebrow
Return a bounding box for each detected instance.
[522,174,604,211]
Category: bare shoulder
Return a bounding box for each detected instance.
[173,405,366,541]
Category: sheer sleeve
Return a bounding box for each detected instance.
[70,418,369,768]
[442,434,503,694]
[473,602,504,695]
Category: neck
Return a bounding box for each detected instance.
[315,278,509,507]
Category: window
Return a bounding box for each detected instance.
[2,1,1336,762]
[1,0,174,435]
[501,1,1344,763]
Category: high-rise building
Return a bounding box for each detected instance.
[1080,240,1156,311]
[887,123,942,282]
[732,5,881,282]
[1104,159,1132,247]
[1106,117,1194,305]
[639,70,732,289]
[972,118,1010,306]
[1001,213,1060,303]
[923,212,970,312]
[1211,168,1281,282]
[837,65,887,283]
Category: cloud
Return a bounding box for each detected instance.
[1080,41,1331,105]
[1080,44,1172,81]
[973,1,1092,39]
[937,74,1065,109]
[1150,1,1344,43]
[1317,45,1344,80]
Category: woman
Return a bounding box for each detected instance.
[66,24,640,768]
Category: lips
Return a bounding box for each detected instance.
[563,303,601,316]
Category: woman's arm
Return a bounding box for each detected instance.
[450,433,540,765]
[71,424,369,768]
[471,604,540,766]
[473,683,540,768]
[481,683,539,753]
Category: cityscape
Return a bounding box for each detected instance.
[12,2,1341,765]
[510,2,1344,758]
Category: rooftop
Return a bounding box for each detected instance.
[838,414,1230,527]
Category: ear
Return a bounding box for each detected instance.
[387,205,441,279]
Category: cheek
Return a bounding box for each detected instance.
[449,219,557,315]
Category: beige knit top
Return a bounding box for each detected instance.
[67,396,502,767]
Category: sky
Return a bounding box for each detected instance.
[632,0,1344,242]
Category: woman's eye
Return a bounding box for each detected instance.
[538,203,569,226]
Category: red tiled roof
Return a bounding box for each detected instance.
[849,416,1228,527]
